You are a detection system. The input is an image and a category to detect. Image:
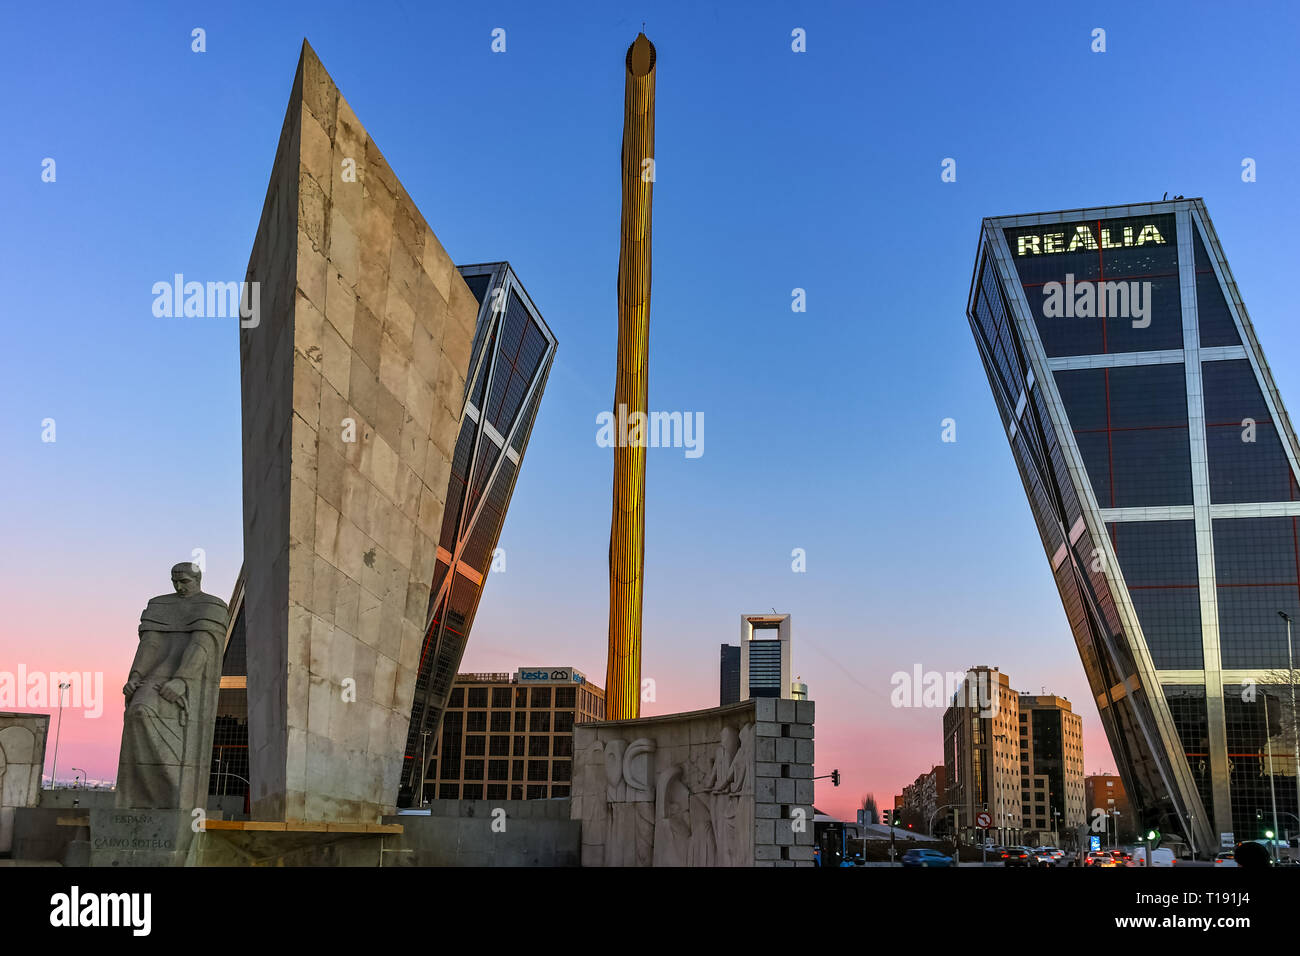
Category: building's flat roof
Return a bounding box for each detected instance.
[982,197,1205,228]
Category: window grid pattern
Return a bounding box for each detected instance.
[1212,517,1300,669]
[415,676,604,803]
[1162,685,1214,817]
[1222,684,1300,840]
[1107,520,1203,669]
[1202,360,1296,504]
[1055,364,1192,509]
[1005,214,1181,358]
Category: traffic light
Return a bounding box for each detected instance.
[830,769,840,787]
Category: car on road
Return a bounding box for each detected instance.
[1132,846,1175,867]
[1108,849,1135,867]
[1085,850,1117,867]
[1003,847,1035,867]
[1032,849,1058,867]
[1213,850,1239,867]
[902,848,955,868]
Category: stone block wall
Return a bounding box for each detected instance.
[752,697,816,867]
[241,41,475,822]
[570,698,815,866]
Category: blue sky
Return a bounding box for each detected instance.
[3,0,1298,815]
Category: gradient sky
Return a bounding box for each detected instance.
[3,0,1298,821]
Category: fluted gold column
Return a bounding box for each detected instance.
[606,33,655,721]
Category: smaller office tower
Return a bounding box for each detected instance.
[739,614,792,700]
[415,668,604,803]
[1086,773,1135,844]
[900,765,947,832]
[942,666,1022,845]
[719,644,740,705]
[1018,694,1086,845]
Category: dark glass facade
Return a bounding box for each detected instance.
[968,200,1300,851]
[209,580,249,800]
[1222,685,1299,841]
[719,644,740,705]
[1030,709,1063,828]
[397,264,557,807]
[746,640,782,698]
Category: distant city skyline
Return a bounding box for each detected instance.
[4,1,1297,823]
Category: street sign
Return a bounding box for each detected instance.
[1090,835,1101,852]
[1220,832,1234,847]
[975,811,992,828]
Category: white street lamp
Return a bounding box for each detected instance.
[1278,611,1300,828]
[50,681,71,790]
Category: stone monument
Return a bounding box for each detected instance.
[115,562,228,810]
[0,712,50,854]
[90,563,228,866]
[571,699,816,866]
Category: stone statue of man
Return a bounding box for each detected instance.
[115,563,228,809]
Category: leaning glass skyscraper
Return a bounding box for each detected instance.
[397,262,557,807]
[968,199,1299,853]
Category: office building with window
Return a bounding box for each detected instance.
[397,263,557,806]
[719,644,740,705]
[1018,694,1085,845]
[739,613,792,700]
[412,668,604,803]
[967,198,1300,851]
[900,765,947,834]
[942,666,1022,844]
[1086,773,1135,844]
[210,572,249,801]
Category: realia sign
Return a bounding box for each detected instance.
[1013,222,1167,256]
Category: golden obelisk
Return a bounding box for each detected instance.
[606,33,655,720]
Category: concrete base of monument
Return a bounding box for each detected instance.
[87,809,198,867]
[189,823,399,866]
[186,801,580,865]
